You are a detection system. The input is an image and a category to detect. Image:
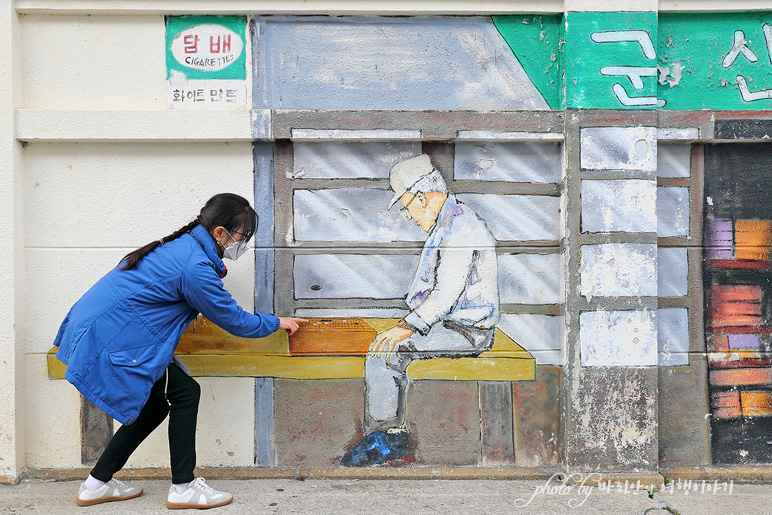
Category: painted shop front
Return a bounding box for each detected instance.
[12,8,772,480]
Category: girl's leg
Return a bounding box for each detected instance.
[89,376,170,482]
[164,363,201,485]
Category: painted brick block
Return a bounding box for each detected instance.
[580,310,658,367]
[658,248,688,297]
[657,186,690,237]
[735,219,772,261]
[407,380,480,466]
[704,218,734,260]
[273,379,364,467]
[564,368,658,470]
[710,285,762,328]
[710,368,772,386]
[580,127,657,171]
[658,308,689,366]
[581,179,656,233]
[580,243,657,298]
[497,314,563,366]
[512,365,561,467]
[479,382,515,465]
[658,358,711,467]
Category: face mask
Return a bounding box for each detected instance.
[222,230,250,261]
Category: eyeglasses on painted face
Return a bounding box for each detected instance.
[399,194,417,220]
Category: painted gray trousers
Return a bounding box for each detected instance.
[365,320,494,432]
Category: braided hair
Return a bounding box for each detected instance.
[119,193,258,270]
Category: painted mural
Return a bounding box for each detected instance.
[704,143,772,464]
[49,12,772,475]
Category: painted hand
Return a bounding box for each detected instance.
[278,317,308,335]
[369,325,414,360]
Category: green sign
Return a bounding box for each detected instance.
[493,15,563,110]
[564,11,659,110]
[166,15,247,80]
[658,12,772,110]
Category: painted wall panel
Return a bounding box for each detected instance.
[254,16,550,110]
[292,142,422,179]
[581,179,657,233]
[657,247,689,298]
[580,127,657,172]
[580,243,658,298]
[658,308,690,366]
[580,310,658,367]
[498,253,562,304]
[657,186,690,237]
[453,141,562,183]
[456,194,560,241]
[293,189,426,242]
[657,144,691,178]
[294,254,418,299]
[497,314,562,365]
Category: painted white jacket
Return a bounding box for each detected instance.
[403,194,499,335]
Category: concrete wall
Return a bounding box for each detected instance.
[2,0,772,483]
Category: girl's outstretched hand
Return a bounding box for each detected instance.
[278,317,309,335]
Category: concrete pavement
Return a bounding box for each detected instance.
[1,477,771,514]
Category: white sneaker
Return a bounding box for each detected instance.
[76,478,143,506]
[166,477,233,510]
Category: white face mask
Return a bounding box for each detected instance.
[222,229,250,261]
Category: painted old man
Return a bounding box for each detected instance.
[342,154,500,466]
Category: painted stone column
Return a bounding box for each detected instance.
[561,11,660,472]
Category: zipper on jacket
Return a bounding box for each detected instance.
[164,368,170,406]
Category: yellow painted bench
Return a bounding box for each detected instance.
[48,318,535,381]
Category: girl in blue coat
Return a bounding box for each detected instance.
[54,193,305,509]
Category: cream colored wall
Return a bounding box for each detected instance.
[17,11,256,475]
[4,0,771,482]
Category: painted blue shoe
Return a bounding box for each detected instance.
[341,430,409,467]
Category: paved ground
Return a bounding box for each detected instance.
[1,477,770,514]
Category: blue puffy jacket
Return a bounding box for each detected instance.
[53,224,280,425]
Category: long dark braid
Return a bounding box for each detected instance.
[118,193,258,271]
[119,219,199,270]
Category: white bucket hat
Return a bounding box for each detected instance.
[388,154,435,209]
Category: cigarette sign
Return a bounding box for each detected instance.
[169,24,245,73]
[165,16,247,108]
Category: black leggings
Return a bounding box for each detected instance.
[90,362,201,485]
